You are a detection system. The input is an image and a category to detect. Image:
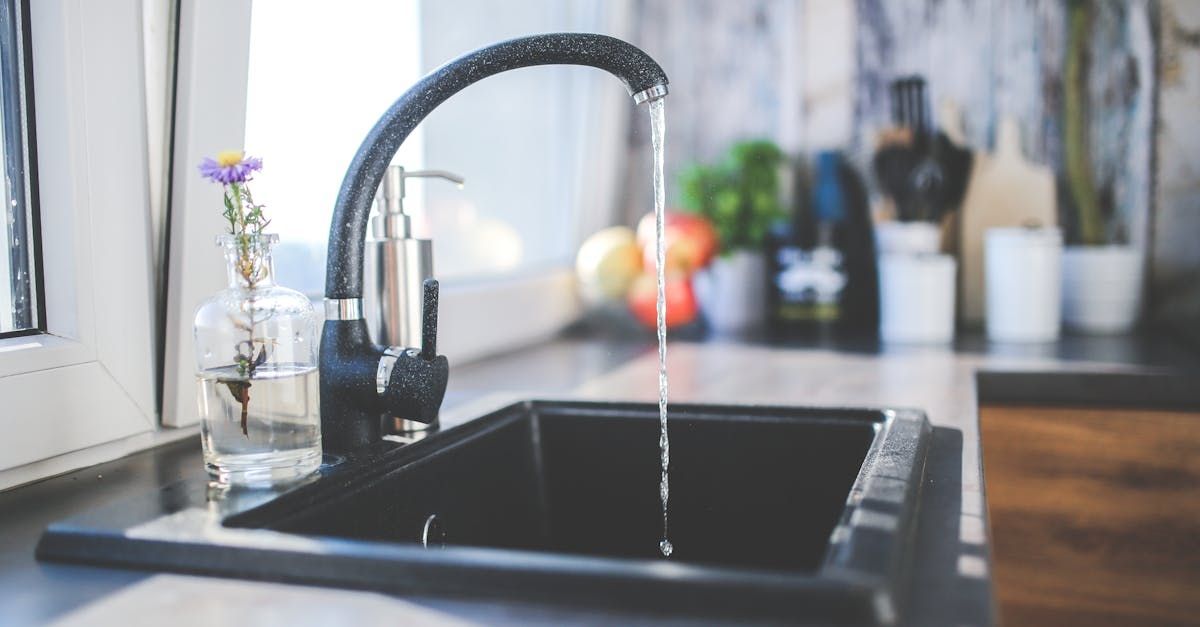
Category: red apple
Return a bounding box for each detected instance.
[636,211,719,273]
[627,270,698,330]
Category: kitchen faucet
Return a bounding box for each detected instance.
[319,33,669,453]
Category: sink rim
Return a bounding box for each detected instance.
[38,399,932,622]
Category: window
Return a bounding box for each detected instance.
[416,0,630,279]
[0,0,641,476]
[243,0,425,296]
[164,0,637,426]
[0,0,39,336]
[240,0,631,289]
[0,0,160,488]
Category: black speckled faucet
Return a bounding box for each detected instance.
[320,33,669,453]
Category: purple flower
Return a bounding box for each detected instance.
[199,151,263,184]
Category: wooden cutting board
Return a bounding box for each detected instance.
[958,117,1057,324]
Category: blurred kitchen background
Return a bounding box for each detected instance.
[240,0,1199,362]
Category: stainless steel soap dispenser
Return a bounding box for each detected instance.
[368,165,463,435]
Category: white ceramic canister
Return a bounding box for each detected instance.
[879,253,957,344]
[875,221,942,256]
[985,226,1062,343]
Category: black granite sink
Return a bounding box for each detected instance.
[39,400,931,624]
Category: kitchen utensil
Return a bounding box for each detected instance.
[876,78,928,222]
[875,79,972,225]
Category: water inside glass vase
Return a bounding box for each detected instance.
[194,233,321,486]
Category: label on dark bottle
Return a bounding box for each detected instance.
[773,245,846,322]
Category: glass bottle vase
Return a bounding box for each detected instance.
[193,234,321,486]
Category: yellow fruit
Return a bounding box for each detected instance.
[576,226,643,302]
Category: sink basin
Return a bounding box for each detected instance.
[39,400,931,623]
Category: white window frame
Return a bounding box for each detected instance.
[0,0,163,489]
[160,0,607,428]
[161,0,253,428]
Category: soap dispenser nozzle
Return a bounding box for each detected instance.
[374,166,465,238]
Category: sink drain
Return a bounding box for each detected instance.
[421,514,445,549]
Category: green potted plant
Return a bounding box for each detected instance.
[1061,0,1143,334]
[679,140,786,332]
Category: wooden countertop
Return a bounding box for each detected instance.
[982,405,1200,625]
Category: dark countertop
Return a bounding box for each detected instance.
[1,339,649,626]
[3,330,1197,625]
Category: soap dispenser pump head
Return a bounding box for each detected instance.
[373,165,465,239]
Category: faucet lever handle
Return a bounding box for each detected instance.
[420,278,439,360]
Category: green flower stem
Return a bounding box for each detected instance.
[225,180,261,436]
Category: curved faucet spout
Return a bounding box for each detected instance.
[319,33,667,453]
[324,33,669,299]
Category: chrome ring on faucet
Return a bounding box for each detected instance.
[324,297,364,320]
[632,83,668,105]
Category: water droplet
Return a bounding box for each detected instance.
[659,539,673,557]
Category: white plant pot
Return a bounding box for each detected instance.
[693,250,766,333]
[1062,245,1142,334]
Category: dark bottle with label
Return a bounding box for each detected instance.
[767,151,878,336]
[766,164,815,330]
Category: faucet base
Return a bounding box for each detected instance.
[320,318,449,453]
[383,415,439,438]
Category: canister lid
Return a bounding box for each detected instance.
[985,225,1062,248]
